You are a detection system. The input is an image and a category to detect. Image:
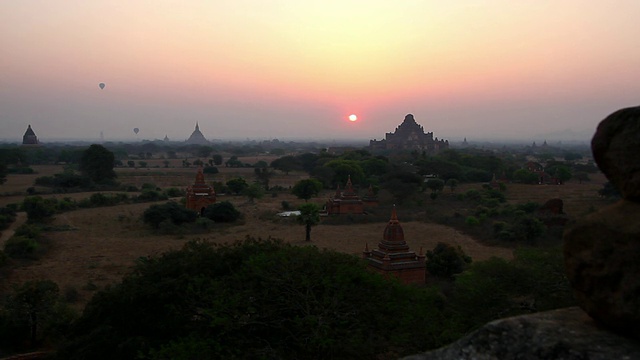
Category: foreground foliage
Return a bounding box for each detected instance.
[56,238,445,359]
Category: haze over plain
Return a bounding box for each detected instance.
[1,1,639,142]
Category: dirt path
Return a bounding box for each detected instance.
[0,212,27,247]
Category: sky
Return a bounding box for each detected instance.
[1,1,640,143]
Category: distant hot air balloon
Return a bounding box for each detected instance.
[99,83,105,90]
[133,128,139,135]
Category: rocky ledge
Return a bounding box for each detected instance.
[402,307,640,360]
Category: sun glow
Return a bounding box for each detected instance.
[348,114,358,122]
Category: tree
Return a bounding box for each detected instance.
[291,179,323,202]
[513,169,539,184]
[553,165,572,184]
[4,280,65,346]
[244,183,264,203]
[425,178,445,199]
[426,242,472,279]
[127,160,135,168]
[270,155,300,175]
[23,196,56,223]
[202,201,241,222]
[226,177,248,195]
[225,156,243,168]
[212,154,223,165]
[253,167,273,190]
[297,203,320,242]
[445,178,459,192]
[79,144,116,183]
[0,161,7,185]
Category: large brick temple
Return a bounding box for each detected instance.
[325,176,365,215]
[369,114,448,152]
[363,207,426,284]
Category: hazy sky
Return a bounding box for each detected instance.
[2,1,639,142]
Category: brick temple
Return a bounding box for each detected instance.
[185,167,216,214]
[325,176,365,215]
[363,207,426,284]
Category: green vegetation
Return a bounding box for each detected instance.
[297,202,321,241]
[79,144,117,183]
[426,242,472,279]
[54,239,445,359]
[291,178,323,202]
[203,201,241,223]
[143,201,198,229]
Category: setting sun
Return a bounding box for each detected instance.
[349,114,358,122]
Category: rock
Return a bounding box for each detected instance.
[591,106,640,201]
[538,198,564,215]
[563,200,640,338]
[401,307,640,360]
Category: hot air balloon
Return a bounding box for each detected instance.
[99,83,105,90]
[133,128,139,135]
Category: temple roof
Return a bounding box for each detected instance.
[383,206,404,242]
[24,124,36,136]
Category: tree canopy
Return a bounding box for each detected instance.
[291,178,323,202]
[79,144,116,183]
[56,239,443,359]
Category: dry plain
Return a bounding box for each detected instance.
[0,162,611,306]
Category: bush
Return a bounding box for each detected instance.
[426,242,472,279]
[203,201,241,223]
[13,224,42,239]
[164,187,184,197]
[4,236,38,259]
[465,216,480,226]
[135,190,168,202]
[23,196,57,223]
[203,166,219,174]
[143,202,198,229]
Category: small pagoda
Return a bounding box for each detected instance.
[325,176,364,215]
[185,166,216,214]
[363,206,426,284]
[22,124,40,146]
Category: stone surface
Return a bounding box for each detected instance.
[563,200,640,338]
[591,106,640,201]
[402,307,640,360]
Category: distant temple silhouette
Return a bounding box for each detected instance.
[22,124,40,146]
[185,122,209,145]
[370,114,448,152]
[363,206,426,284]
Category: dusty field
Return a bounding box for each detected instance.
[0,193,512,306]
[0,163,611,307]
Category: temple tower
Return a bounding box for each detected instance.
[363,206,426,284]
[185,166,216,214]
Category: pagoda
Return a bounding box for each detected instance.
[22,124,40,146]
[363,206,426,284]
[185,122,209,145]
[325,176,365,215]
[185,166,216,214]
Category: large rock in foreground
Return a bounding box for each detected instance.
[402,307,640,360]
[563,200,640,338]
[591,106,640,201]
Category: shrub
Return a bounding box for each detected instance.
[465,216,480,226]
[203,201,241,223]
[4,236,38,259]
[426,242,472,279]
[136,190,168,202]
[13,224,42,239]
[164,187,184,197]
[203,166,219,174]
[23,196,57,223]
[143,202,198,229]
